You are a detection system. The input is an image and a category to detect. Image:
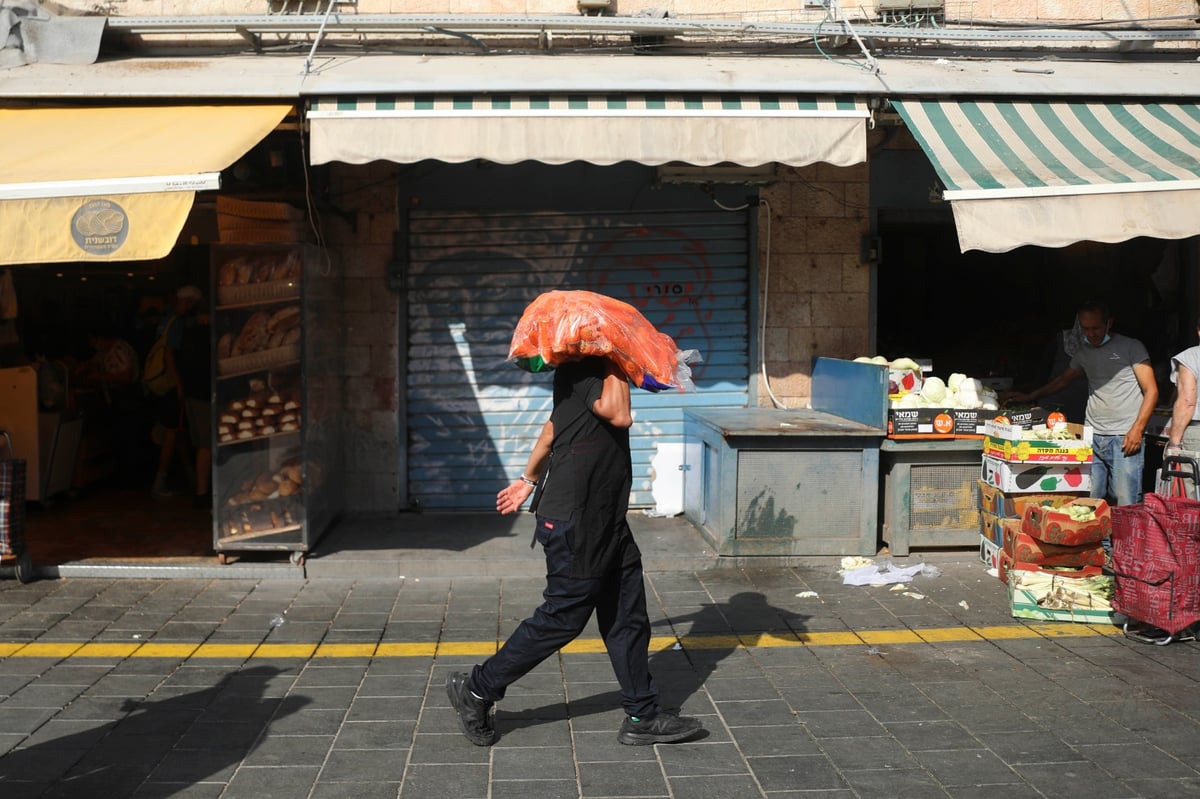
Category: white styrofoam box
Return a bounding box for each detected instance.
[980,456,1091,494]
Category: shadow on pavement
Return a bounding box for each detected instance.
[0,665,310,797]
[499,592,809,737]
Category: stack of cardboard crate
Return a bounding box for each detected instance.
[1000,498,1109,581]
[1004,498,1115,623]
[977,417,1092,572]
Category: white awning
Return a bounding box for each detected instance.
[0,105,291,265]
[307,94,869,168]
[893,99,1200,253]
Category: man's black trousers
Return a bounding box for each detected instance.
[470,514,659,720]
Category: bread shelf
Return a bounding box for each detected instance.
[217,345,300,379]
[217,280,301,307]
[217,429,301,449]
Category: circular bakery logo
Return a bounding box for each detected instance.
[71,199,129,255]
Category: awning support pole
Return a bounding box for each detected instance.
[304,0,340,76]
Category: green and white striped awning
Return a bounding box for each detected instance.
[307,94,868,169]
[893,99,1200,253]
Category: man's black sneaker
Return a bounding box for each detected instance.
[617,711,703,746]
[446,671,496,746]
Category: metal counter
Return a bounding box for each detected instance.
[682,407,885,557]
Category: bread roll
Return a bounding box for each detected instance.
[218,333,234,360]
[278,478,300,497]
[235,260,253,284]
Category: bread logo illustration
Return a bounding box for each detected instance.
[71,199,129,255]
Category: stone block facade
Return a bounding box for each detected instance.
[56,0,1200,27]
[756,163,870,410]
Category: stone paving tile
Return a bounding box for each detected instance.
[745,753,847,791]
[221,764,321,799]
[1074,742,1199,779]
[840,767,951,797]
[578,759,669,797]
[402,762,489,799]
[492,744,577,780]
[1010,761,1138,799]
[817,735,920,770]
[912,748,1022,787]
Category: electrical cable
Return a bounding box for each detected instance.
[757,197,786,409]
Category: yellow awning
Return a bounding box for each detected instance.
[0,105,292,265]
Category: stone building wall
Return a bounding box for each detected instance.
[57,0,1200,27]
[755,163,871,409]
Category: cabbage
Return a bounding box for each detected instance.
[948,373,966,391]
[871,355,889,365]
[890,357,921,371]
[920,376,947,404]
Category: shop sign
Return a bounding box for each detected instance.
[71,198,129,256]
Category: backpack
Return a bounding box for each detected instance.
[142,317,177,396]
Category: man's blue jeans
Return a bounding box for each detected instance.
[1089,433,1144,507]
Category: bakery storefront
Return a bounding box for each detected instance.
[0,102,348,570]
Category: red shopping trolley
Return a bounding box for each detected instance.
[1110,488,1200,644]
[0,430,34,583]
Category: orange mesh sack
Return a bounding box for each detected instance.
[508,290,701,392]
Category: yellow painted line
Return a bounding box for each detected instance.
[255,643,318,658]
[679,635,742,650]
[797,631,864,646]
[860,630,923,645]
[2,623,1133,661]
[745,632,804,648]
[131,643,198,658]
[436,641,497,657]
[377,642,437,657]
[917,627,983,643]
[562,639,610,654]
[190,644,258,659]
[15,642,83,658]
[314,643,378,658]
[971,625,1044,639]
[75,643,140,658]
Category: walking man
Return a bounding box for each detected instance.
[446,355,703,746]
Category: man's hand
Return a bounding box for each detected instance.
[496,480,534,515]
[1122,429,1144,456]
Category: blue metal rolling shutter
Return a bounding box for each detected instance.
[406,208,750,510]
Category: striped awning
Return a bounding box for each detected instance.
[893,99,1200,253]
[307,94,868,168]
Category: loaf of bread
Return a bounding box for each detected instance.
[232,311,271,356]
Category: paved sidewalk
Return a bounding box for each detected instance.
[2,549,1200,797]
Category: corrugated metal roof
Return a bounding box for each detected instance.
[0,53,1197,101]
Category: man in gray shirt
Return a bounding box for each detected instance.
[1010,301,1158,506]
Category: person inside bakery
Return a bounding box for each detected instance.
[179,303,212,509]
[147,285,203,499]
[75,324,141,392]
[0,267,26,367]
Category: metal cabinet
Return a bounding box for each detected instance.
[881,438,983,556]
[210,244,342,564]
[683,408,884,556]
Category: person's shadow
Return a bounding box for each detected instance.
[498,592,809,737]
[0,665,310,797]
